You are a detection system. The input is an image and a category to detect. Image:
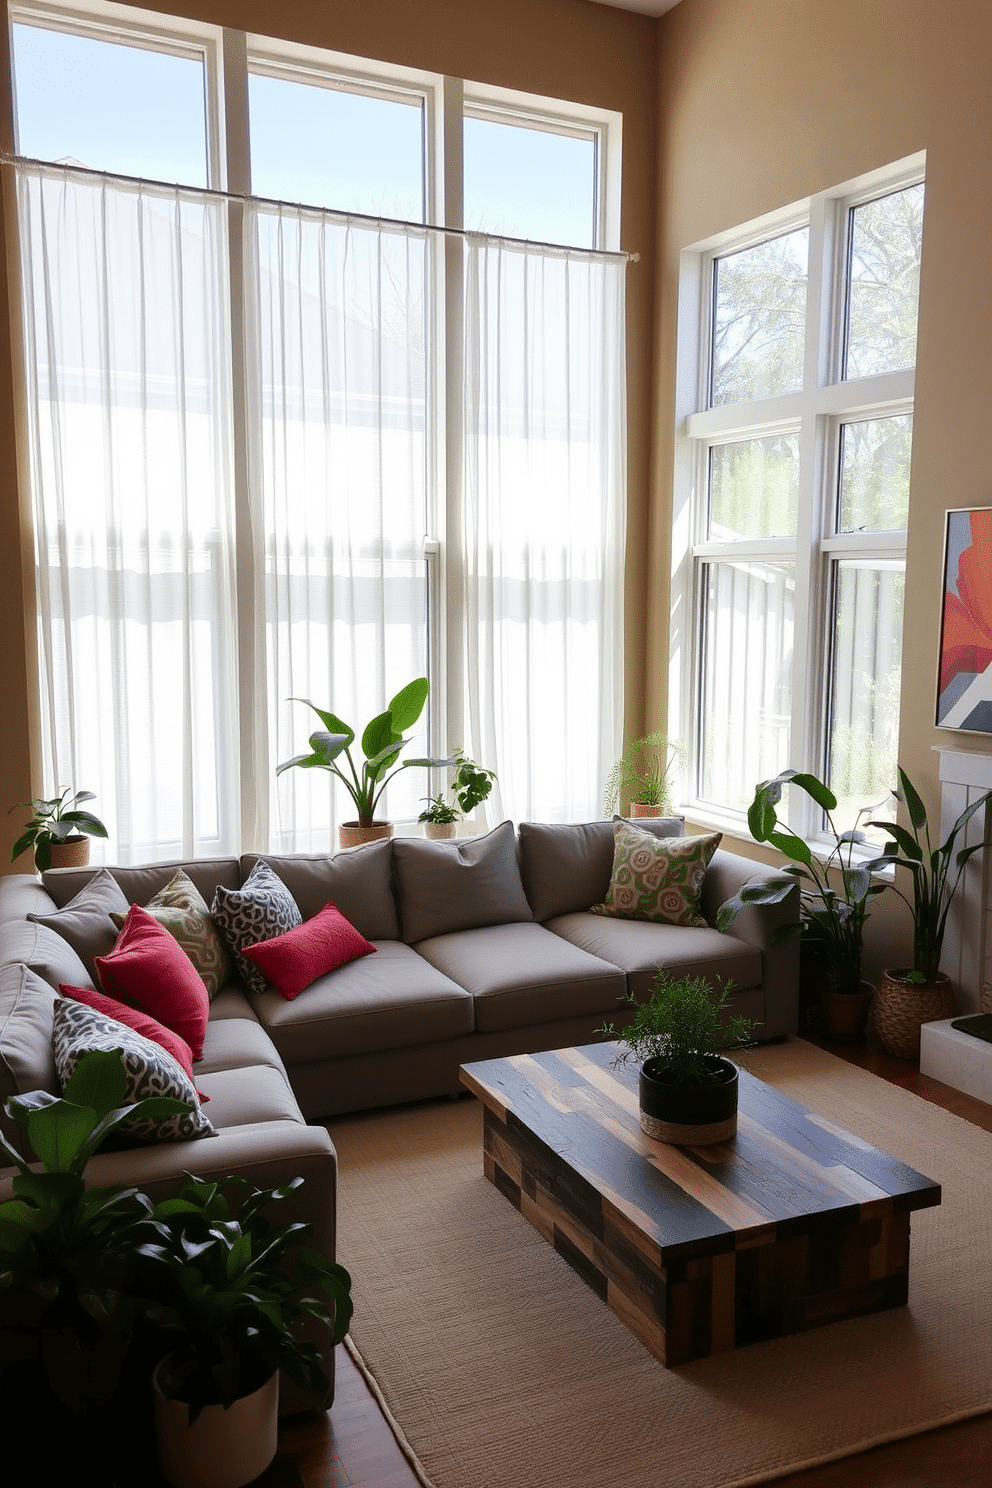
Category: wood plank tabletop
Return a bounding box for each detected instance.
[459,1042,941,1263]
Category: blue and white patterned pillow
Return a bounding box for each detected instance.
[52,996,215,1144]
[211,860,302,996]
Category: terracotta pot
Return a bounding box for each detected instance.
[153,1362,278,1488]
[423,821,457,839]
[629,802,667,818]
[48,836,90,869]
[873,969,956,1061]
[638,1055,738,1145]
[820,980,874,1044]
[338,821,394,851]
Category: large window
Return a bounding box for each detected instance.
[673,157,924,842]
[7,0,625,861]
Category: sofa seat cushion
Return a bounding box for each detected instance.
[545,912,762,1000]
[192,1062,305,1129]
[198,1013,286,1077]
[413,922,627,1034]
[207,987,260,1022]
[249,942,474,1063]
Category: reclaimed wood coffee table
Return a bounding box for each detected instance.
[459,1042,941,1366]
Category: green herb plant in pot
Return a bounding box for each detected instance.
[8,787,108,872]
[137,1172,353,1488]
[868,767,992,1059]
[603,732,686,820]
[0,1050,189,1466]
[277,677,450,849]
[717,769,890,1043]
[600,970,755,1145]
[418,748,497,839]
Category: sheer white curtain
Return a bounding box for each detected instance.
[252,206,431,851]
[17,167,239,863]
[461,240,626,823]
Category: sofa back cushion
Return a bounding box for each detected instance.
[518,817,684,922]
[0,963,58,1150]
[392,821,533,943]
[29,868,129,981]
[42,858,242,910]
[242,840,399,941]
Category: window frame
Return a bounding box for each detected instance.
[6,0,623,850]
[671,152,925,850]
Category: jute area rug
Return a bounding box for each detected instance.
[327,1039,992,1488]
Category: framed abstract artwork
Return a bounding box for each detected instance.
[936,506,992,733]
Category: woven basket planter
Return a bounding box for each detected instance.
[873,970,956,1061]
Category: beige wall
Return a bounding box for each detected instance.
[652,0,992,978]
[0,0,659,868]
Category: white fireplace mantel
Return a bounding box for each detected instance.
[936,747,992,1013]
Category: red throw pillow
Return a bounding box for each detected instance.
[242,901,376,1000]
[94,904,210,1060]
[59,984,208,1100]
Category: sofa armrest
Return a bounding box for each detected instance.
[700,848,800,1040]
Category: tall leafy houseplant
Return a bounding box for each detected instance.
[869,767,992,984]
[9,787,108,871]
[0,1049,188,1414]
[867,768,992,1060]
[717,769,890,998]
[277,678,442,830]
[139,1174,352,1415]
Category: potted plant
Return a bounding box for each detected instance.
[276,677,448,849]
[603,733,686,819]
[137,1173,353,1488]
[716,769,890,1042]
[8,787,108,872]
[600,970,755,1144]
[418,748,497,839]
[0,1050,188,1464]
[868,767,992,1059]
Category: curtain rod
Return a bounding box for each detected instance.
[0,152,639,264]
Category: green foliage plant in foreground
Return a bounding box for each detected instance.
[0,1048,188,1410]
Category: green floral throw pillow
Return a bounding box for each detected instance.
[590,820,722,927]
[111,869,232,998]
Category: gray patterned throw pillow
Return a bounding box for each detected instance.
[51,996,215,1144]
[211,860,302,995]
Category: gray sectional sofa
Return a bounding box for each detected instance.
[0,815,798,1408]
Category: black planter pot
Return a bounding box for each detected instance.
[639,1055,739,1145]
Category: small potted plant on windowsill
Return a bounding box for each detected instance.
[868,767,992,1059]
[603,733,686,820]
[276,678,451,850]
[9,787,108,872]
[600,970,756,1145]
[417,749,497,839]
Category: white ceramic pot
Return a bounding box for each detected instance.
[423,821,457,839]
[153,1363,279,1488]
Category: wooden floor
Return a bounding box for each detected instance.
[277,1032,992,1488]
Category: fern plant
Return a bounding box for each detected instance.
[600,970,755,1086]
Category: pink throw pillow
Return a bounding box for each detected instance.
[242,901,376,1000]
[59,983,208,1100]
[95,904,210,1060]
